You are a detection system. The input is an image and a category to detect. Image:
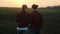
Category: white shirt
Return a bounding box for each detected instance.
[17,27,28,30]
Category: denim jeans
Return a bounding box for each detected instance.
[17,27,28,34]
[29,29,41,34]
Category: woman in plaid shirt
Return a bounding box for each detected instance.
[16,5,30,34]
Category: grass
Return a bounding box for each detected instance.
[0,7,60,34]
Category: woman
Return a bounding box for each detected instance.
[16,5,29,34]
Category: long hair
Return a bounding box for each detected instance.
[22,4,27,10]
[20,5,28,21]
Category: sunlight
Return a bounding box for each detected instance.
[18,0,24,5]
[0,0,60,7]
[17,0,27,5]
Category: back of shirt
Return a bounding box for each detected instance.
[30,11,43,29]
[16,10,30,27]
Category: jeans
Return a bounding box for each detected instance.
[17,27,28,34]
[29,29,41,34]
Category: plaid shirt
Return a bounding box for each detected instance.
[30,11,43,29]
[16,10,30,27]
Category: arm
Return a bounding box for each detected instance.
[27,13,32,29]
[16,12,21,26]
[39,13,43,28]
[26,13,31,29]
[40,13,43,23]
[16,13,19,23]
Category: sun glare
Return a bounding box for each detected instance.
[18,0,24,5]
[18,0,27,5]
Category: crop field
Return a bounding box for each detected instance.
[0,7,60,34]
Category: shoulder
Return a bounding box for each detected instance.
[26,12,30,16]
[38,12,43,17]
[17,11,22,15]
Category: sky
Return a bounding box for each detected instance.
[0,0,60,8]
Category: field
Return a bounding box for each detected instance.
[0,7,60,34]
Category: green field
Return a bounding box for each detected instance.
[0,7,60,34]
